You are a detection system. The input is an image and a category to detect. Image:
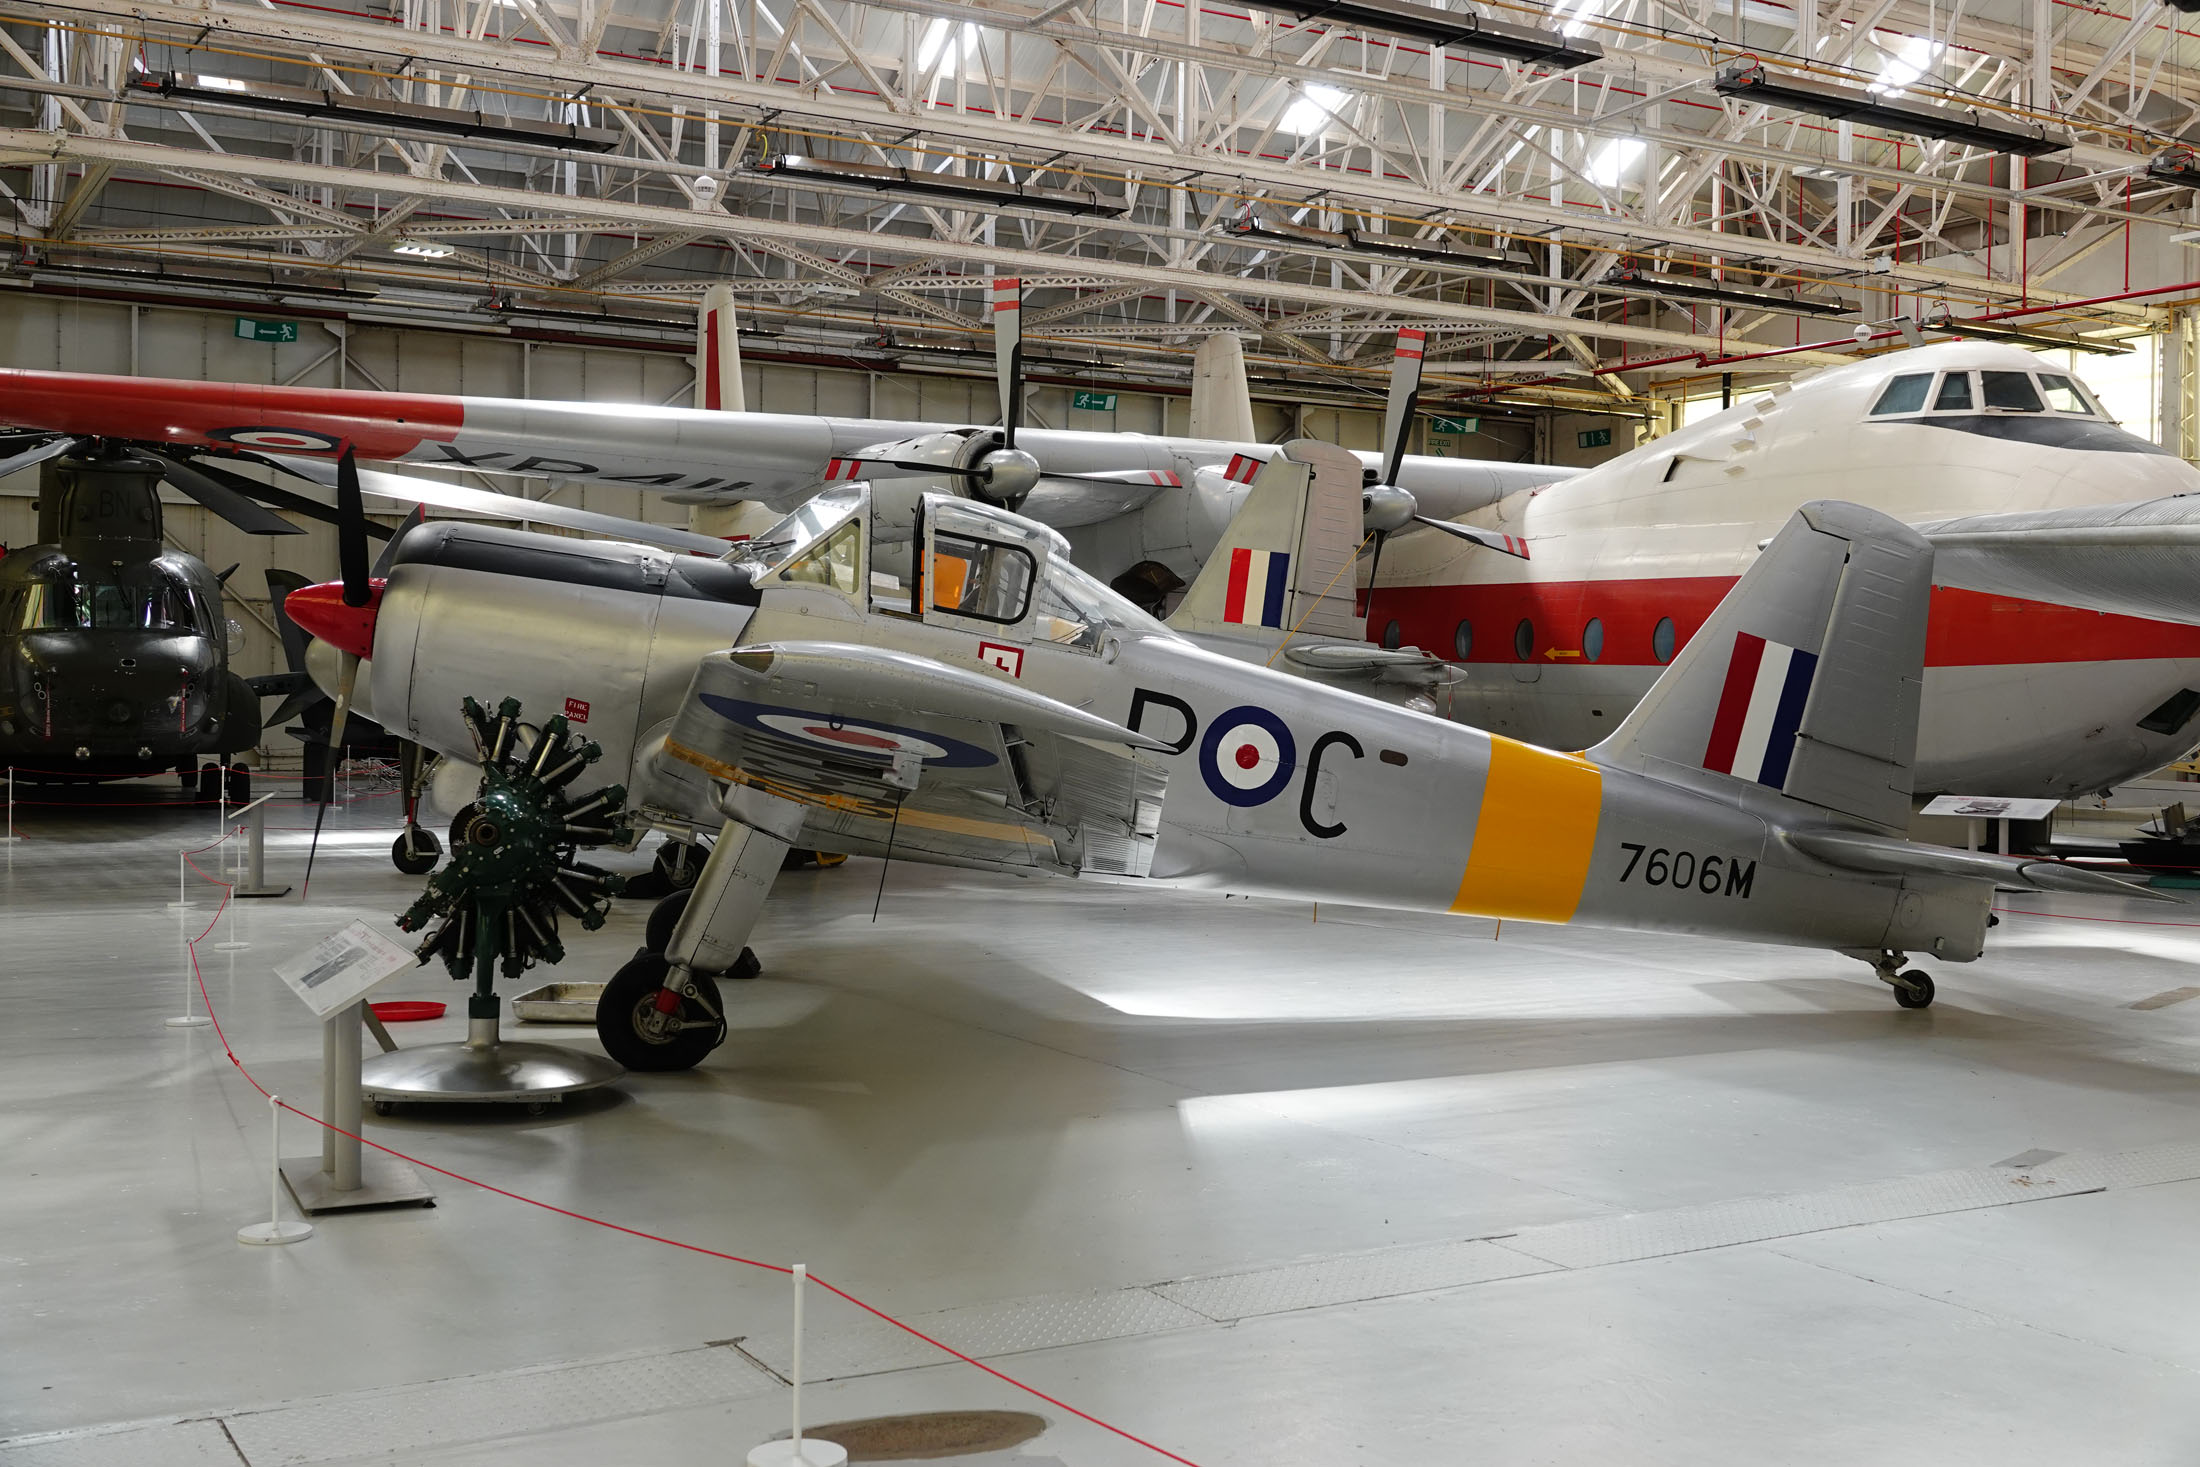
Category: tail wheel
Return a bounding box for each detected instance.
[596,949,725,1072]
[1893,970,1936,1009]
[392,830,442,877]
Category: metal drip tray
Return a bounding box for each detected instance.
[513,982,607,1024]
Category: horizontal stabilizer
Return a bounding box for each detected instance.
[1786,827,2174,902]
[1283,642,1466,686]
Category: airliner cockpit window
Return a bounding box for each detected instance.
[2037,375,2097,415]
[1932,373,1974,411]
[1869,374,1931,415]
[1981,371,2046,412]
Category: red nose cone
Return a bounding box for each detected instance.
[285,579,384,660]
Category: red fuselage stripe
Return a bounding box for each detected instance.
[1367,577,2200,668]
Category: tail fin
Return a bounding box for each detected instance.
[1189,334,1255,442]
[1591,500,1932,833]
[1168,438,1365,648]
[695,284,745,411]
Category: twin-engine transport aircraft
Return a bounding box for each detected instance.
[1370,341,2200,799]
[0,280,1557,580]
[284,466,2154,1072]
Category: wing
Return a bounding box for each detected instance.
[640,642,1170,877]
[1921,497,2200,626]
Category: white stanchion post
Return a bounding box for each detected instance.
[4,764,17,845]
[237,1094,312,1246]
[214,882,249,953]
[747,1263,846,1467]
[167,849,191,911]
[166,928,212,1029]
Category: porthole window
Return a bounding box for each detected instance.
[1582,617,1604,663]
[1381,619,1402,650]
[1453,619,1472,660]
[1653,616,1677,664]
[1514,618,1534,662]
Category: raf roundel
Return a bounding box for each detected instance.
[1198,706,1297,806]
[698,694,997,769]
[207,425,346,453]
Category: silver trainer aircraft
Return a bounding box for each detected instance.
[285,450,2156,1072]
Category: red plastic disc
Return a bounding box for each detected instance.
[370,1000,446,1022]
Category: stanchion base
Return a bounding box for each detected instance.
[747,1441,849,1467]
[237,1219,313,1246]
[165,1015,212,1029]
[281,1154,436,1214]
[236,885,292,899]
[361,1040,623,1109]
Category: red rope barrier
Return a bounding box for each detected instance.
[174,846,1204,1466]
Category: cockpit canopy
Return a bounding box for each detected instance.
[729,484,1172,651]
[1863,362,2167,455]
[2,557,217,636]
[1868,366,2102,420]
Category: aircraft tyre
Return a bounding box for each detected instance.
[196,762,221,802]
[1893,970,1935,1009]
[226,763,250,804]
[391,830,441,876]
[596,949,725,1071]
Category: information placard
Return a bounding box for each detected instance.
[273,921,416,1018]
[1919,795,2063,821]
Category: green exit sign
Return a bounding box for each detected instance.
[1577,427,1613,449]
[1430,415,1479,435]
[234,317,299,343]
[1072,390,1118,411]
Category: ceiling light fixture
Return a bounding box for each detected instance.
[755,154,1112,216]
[1922,308,2132,355]
[1603,267,1850,318]
[1240,0,1603,69]
[1713,61,2071,158]
[390,238,458,259]
[125,72,623,152]
[1224,215,1529,268]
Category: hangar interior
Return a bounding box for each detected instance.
[11,0,2200,1459]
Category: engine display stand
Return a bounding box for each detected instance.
[281,1000,436,1214]
[359,982,623,1115]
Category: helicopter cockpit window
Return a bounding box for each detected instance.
[9,578,61,631]
[1981,371,2047,413]
[928,533,1035,624]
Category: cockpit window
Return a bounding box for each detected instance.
[928,533,1035,624]
[2037,374,2096,415]
[7,570,199,632]
[730,485,863,574]
[775,519,861,596]
[1031,557,1167,651]
[1932,373,1974,411]
[1981,371,2045,412]
[1870,374,1932,415]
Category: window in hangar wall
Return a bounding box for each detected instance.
[1669,336,2160,441]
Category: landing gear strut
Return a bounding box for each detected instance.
[1872,951,1936,1009]
[390,741,442,875]
[594,788,797,1072]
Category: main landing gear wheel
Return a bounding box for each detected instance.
[596,949,726,1071]
[392,829,443,877]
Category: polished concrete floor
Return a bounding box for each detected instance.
[8,777,2200,1464]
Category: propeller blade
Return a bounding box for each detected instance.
[1410,514,1531,560]
[184,454,396,539]
[1379,328,1427,489]
[268,686,325,727]
[326,651,359,756]
[1363,530,1387,619]
[0,434,83,480]
[372,505,426,579]
[144,450,305,536]
[992,276,1023,451]
[216,562,240,584]
[301,648,359,892]
[336,449,370,607]
[264,569,314,672]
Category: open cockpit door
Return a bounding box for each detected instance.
[914,493,1063,643]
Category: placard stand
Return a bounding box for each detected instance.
[281,999,435,1214]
